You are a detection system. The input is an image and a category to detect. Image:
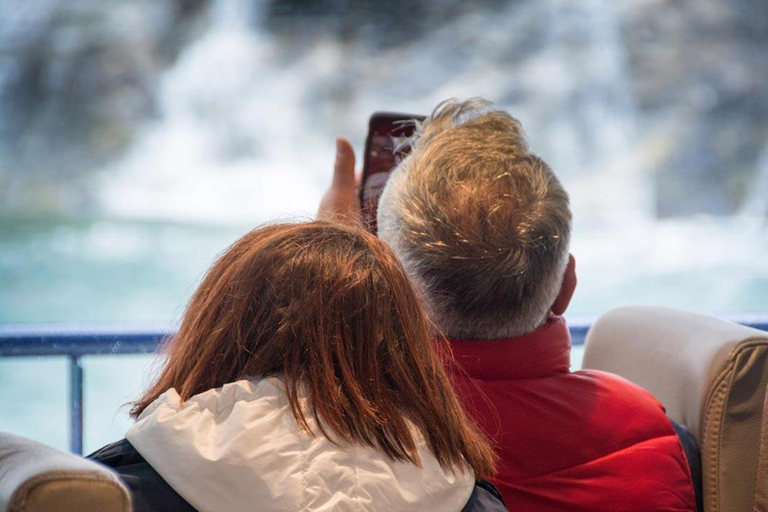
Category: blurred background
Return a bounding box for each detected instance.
[1,0,767,452]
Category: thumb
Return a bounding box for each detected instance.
[333,138,356,188]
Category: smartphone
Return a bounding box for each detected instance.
[360,112,425,234]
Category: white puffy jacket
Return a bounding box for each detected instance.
[127,377,475,512]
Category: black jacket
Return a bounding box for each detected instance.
[89,439,508,512]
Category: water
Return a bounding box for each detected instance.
[2,214,765,453]
[0,217,242,324]
[0,355,154,454]
[1,0,768,452]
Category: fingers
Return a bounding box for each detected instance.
[317,137,362,224]
[334,138,356,188]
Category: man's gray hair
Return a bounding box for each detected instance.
[378,99,572,339]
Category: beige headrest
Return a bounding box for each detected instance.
[0,433,131,512]
[583,306,768,512]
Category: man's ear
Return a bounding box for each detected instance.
[551,254,577,316]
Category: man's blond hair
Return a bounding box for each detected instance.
[378,99,571,339]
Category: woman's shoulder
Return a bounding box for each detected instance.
[88,438,145,467]
[462,480,508,512]
[88,439,197,512]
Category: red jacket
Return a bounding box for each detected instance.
[447,316,696,512]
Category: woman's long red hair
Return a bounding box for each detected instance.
[131,221,495,476]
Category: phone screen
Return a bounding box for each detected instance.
[360,113,424,234]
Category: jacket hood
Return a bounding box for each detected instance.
[127,378,475,512]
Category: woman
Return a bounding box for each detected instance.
[90,221,505,512]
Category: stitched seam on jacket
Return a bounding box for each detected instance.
[495,425,681,481]
[352,449,364,512]
[507,433,684,484]
[299,426,310,512]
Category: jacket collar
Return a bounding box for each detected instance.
[447,315,571,380]
[126,378,474,512]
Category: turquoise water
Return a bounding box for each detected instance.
[1,214,766,452]
[3,0,768,456]
[0,355,153,454]
[0,216,240,452]
[0,216,240,324]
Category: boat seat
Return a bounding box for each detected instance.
[0,433,131,512]
[583,306,768,512]
[755,386,768,511]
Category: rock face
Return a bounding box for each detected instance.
[616,0,768,217]
[1,0,767,218]
[0,0,207,213]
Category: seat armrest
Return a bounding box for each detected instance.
[754,387,768,512]
[0,433,131,512]
[583,306,767,438]
[583,306,768,512]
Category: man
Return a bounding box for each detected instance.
[319,99,697,511]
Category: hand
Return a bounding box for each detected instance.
[317,138,362,226]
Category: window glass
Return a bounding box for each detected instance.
[1,0,766,449]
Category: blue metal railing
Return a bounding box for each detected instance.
[0,324,168,455]
[1,319,766,455]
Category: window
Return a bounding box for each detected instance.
[1,0,766,451]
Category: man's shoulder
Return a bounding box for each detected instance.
[455,366,670,427]
[572,368,662,403]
